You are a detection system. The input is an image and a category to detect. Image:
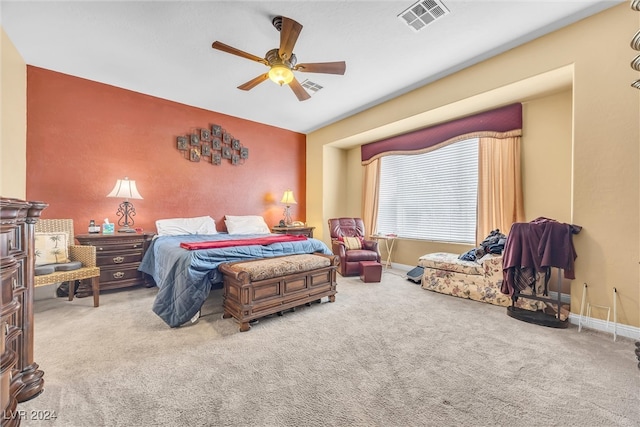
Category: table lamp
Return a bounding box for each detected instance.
[280,190,297,226]
[107,177,143,233]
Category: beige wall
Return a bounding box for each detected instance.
[522,91,572,223]
[317,145,347,239]
[345,147,362,216]
[308,4,639,328]
[1,28,27,199]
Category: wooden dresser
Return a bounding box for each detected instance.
[1,197,47,427]
[75,233,154,291]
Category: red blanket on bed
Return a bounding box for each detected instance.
[180,234,307,250]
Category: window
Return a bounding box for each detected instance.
[376,138,479,244]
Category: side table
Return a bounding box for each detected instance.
[76,232,155,292]
[371,234,397,269]
[271,226,315,238]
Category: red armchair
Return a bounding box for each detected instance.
[328,218,381,276]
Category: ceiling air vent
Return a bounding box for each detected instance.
[301,79,323,95]
[398,0,450,32]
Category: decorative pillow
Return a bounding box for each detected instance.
[156,216,218,236]
[35,232,70,266]
[340,236,363,250]
[224,215,270,235]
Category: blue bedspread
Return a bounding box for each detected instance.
[138,233,333,327]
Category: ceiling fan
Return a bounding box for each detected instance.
[211,16,346,101]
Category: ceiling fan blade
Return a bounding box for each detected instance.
[212,41,268,65]
[288,77,311,101]
[279,17,303,61]
[238,74,269,91]
[294,61,346,75]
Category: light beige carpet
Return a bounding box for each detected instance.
[18,270,639,426]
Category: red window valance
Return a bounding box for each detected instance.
[361,103,522,164]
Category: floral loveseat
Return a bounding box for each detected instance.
[418,252,541,311]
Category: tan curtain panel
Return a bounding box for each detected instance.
[477,135,525,244]
[362,158,380,238]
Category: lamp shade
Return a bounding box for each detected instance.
[280,190,297,205]
[107,177,143,200]
[269,65,294,86]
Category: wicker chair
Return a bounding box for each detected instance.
[34,219,101,307]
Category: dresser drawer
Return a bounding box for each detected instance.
[0,227,24,257]
[94,239,146,252]
[8,258,26,294]
[100,264,142,283]
[1,261,20,314]
[96,249,143,267]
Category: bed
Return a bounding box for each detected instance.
[138,232,333,327]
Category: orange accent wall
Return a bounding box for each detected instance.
[26,66,306,236]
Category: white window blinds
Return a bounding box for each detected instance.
[376,138,479,244]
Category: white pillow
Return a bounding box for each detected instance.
[224,215,270,234]
[156,216,218,236]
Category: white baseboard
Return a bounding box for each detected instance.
[392,262,413,272]
[568,313,640,340]
[392,263,639,340]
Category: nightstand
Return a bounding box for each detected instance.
[271,226,315,238]
[75,232,155,292]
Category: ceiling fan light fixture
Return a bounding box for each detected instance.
[268,64,294,86]
[212,17,343,100]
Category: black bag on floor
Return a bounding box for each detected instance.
[56,281,80,298]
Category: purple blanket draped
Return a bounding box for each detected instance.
[501,217,580,296]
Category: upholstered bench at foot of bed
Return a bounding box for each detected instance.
[218,253,339,332]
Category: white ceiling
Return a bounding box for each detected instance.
[1,1,622,134]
